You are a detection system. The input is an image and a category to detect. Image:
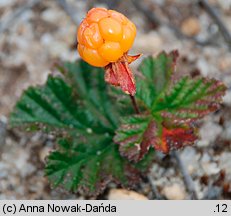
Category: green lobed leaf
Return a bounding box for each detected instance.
[154,76,227,123]
[114,115,160,162]
[115,51,226,161]
[46,136,155,195]
[114,113,198,159]
[10,76,89,132]
[136,50,179,109]
[10,61,120,134]
[58,60,120,129]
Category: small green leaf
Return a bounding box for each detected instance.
[136,50,179,109]
[10,76,88,131]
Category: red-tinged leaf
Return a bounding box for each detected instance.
[155,77,227,124]
[115,51,226,161]
[114,115,160,161]
[105,61,136,96]
[104,64,119,86]
[114,61,136,95]
[140,120,159,158]
[154,126,198,154]
[104,54,141,96]
[115,113,199,160]
[155,77,226,154]
[127,54,142,64]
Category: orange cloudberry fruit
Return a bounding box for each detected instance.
[77,8,140,96]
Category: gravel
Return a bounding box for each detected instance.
[0,0,230,200]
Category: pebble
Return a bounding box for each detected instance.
[222,121,231,140]
[0,162,9,178]
[201,152,211,163]
[223,91,231,106]
[39,146,52,162]
[108,189,148,200]
[203,186,222,200]
[219,152,231,180]
[41,8,64,23]
[181,17,201,36]
[134,31,163,54]
[200,152,220,175]
[180,147,200,175]
[218,55,231,71]
[7,148,36,178]
[197,122,223,147]
[217,0,231,11]
[201,162,220,175]
[196,58,210,76]
[162,183,186,200]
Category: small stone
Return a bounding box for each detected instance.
[219,152,231,180]
[204,186,222,199]
[218,55,231,71]
[222,121,231,140]
[134,31,163,54]
[39,146,52,162]
[202,162,220,175]
[180,147,200,175]
[217,0,231,11]
[201,153,211,163]
[0,162,9,178]
[11,148,36,178]
[108,189,148,200]
[162,183,186,200]
[223,91,231,106]
[181,17,201,36]
[198,122,223,145]
[41,9,64,23]
[196,58,209,76]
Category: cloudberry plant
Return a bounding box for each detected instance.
[9,8,227,196]
[77,8,140,96]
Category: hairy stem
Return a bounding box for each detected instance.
[129,95,140,114]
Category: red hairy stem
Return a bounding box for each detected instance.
[130,95,140,114]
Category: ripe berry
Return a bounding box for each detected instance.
[77,8,140,96]
[77,8,136,67]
